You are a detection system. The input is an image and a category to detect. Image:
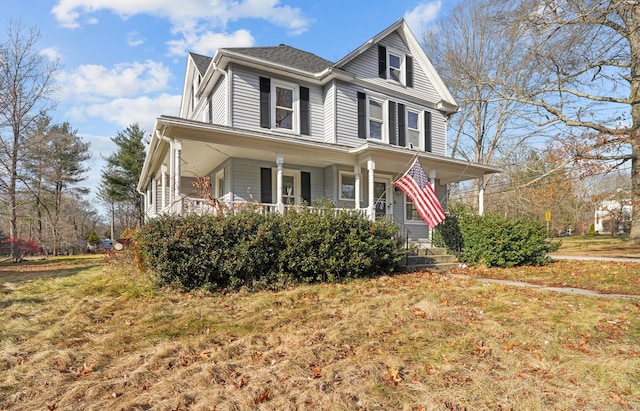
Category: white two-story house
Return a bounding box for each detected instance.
[137,18,500,243]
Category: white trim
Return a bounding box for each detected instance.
[373,176,393,220]
[367,95,387,142]
[338,170,360,202]
[270,78,300,133]
[272,167,301,206]
[214,169,225,199]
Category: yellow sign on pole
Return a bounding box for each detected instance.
[545,210,551,222]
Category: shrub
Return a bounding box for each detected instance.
[278,205,401,284]
[435,207,555,268]
[133,204,402,292]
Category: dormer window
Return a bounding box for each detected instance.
[378,45,413,87]
[388,52,402,83]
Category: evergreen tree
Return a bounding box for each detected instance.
[100,124,146,228]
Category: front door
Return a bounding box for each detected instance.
[373,178,392,220]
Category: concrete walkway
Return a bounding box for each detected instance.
[449,252,640,300]
[550,255,640,263]
[447,272,640,300]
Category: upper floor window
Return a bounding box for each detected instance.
[274,84,295,130]
[407,109,420,148]
[378,45,413,87]
[260,77,310,135]
[369,98,384,140]
[357,92,386,141]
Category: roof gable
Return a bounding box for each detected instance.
[334,18,457,110]
[221,44,334,74]
[189,52,212,76]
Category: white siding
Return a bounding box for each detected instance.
[210,76,227,125]
[231,158,325,204]
[231,65,261,130]
[427,108,447,156]
[341,31,441,103]
[230,64,325,141]
[334,81,361,147]
[323,82,336,144]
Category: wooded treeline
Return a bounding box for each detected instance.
[422,0,639,242]
[0,20,145,260]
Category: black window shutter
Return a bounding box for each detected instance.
[259,77,271,128]
[301,172,311,204]
[406,56,414,88]
[300,86,310,135]
[424,110,432,152]
[398,103,406,147]
[357,92,367,139]
[378,45,387,79]
[260,167,272,204]
[388,101,397,146]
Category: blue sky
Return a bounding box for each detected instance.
[2,0,456,212]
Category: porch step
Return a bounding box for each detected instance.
[398,246,459,273]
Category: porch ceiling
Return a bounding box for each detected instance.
[150,116,501,184]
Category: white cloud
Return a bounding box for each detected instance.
[41,47,62,61]
[126,31,145,47]
[51,0,310,55]
[80,93,181,132]
[58,60,172,100]
[167,29,255,57]
[404,1,442,33]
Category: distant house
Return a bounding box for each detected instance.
[136,18,500,245]
[594,199,632,234]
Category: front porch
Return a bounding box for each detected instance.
[137,117,501,245]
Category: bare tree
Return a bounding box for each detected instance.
[495,0,640,244]
[421,0,535,213]
[0,20,61,261]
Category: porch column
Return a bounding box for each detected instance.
[354,165,362,210]
[276,154,284,213]
[151,178,157,214]
[168,143,174,209]
[367,159,375,221]
[174,139,182,213]
[478,176,485,216]
[161,165,167,210]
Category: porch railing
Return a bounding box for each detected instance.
[180,197,363,217]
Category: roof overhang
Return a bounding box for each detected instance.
[138,116,500,192]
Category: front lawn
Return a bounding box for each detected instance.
[1,254,638,410]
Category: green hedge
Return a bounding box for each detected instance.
[434,206,558,267]
[133,204,402,292]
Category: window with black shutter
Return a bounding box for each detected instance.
[300,86,310,135]
[388,101,397,146]
[260,167,272,203]
[357,92,367,139]
[259,77,271,128]
[424,110,432,152]
[301,172,311,204]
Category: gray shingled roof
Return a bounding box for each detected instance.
[222,44,334,74]
[189,52,212,75]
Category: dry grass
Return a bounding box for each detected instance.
[1,254,639,410]
[552,235,640,258]
[453,259,640,296]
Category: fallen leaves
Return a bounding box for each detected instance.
[383,364,402,386]
[254,388,271,404]
[76,362,95,377]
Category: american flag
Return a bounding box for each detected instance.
[394,158,446,228]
